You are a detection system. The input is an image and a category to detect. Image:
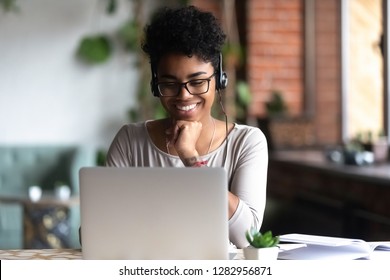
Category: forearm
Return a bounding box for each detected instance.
[228,191,240,219]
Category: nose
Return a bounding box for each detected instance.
[176,83,192,98]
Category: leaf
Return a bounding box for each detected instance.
[76,35,112,64]
[236,81,251,106]
[106,0,117,14]
[0,0,19,12]
[117,20,139,51]
[245,227,279,248]
[266,90,287,115]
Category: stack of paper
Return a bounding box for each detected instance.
[278,233,390,260]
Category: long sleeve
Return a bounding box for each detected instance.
[226,126,268,248]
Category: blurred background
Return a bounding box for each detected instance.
[0,0,389,249]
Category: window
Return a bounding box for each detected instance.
[341,0,388,142]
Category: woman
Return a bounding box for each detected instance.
[106,5,268,249]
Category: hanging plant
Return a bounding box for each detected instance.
[106,0,117,14]
[0,0,19,12]
[117,19,139,52]
[76,35,112,65]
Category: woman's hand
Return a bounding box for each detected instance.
[166,120,203,164]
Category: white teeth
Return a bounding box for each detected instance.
[177,104,197,111]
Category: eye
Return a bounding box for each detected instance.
[188,79,207,87]
[159,82,178,89]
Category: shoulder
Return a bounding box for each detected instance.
[230,123,266,142]
[227,123,268,153]
[106,121,150,167]
[115,121,148,138]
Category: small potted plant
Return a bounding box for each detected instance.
[244,228,280,260]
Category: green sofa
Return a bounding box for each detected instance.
[0,146,96,249]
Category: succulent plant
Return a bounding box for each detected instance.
[245,228,280,248]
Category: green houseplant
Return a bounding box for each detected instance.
[76,35,112,64]
[0,0,19,12]
[265,90,287,117]
[235,80,252,124]
[244,228,280,260]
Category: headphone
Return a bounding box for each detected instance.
[150,53,228,97]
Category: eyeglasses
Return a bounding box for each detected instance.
[156,73,216,97]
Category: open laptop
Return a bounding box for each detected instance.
[79,167,229,260]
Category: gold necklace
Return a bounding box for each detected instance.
[166,118,216,155]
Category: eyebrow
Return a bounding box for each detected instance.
[159,71,209,80]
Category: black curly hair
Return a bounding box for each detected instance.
[141,5,226,71]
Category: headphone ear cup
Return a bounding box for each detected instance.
[216,53,228,91]
[219,72,228,90]
[151,79,159,97]
[150,63,159,97]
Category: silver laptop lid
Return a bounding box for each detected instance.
[79,167,229,260]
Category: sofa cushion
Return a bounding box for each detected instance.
[0,146,96,195]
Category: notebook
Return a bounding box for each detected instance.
[79,166,229,260]
[278,233,390,260]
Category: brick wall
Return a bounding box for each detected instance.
[191,0,221,18]
[247,0,304,117]
[192,0,342,146]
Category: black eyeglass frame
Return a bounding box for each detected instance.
[156,73,216,97]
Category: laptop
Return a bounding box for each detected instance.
[79,167,229,260]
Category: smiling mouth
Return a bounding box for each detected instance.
[176,104,197,111]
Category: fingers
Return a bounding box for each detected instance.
[172,123,181,143]
[166,120,202,157]
[165,123,180,145]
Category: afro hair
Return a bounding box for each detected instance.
[141,5,226,70]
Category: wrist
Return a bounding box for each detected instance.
[182,156,208,167]
[182,156,199,167]
[192,160,208,167]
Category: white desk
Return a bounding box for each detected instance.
[0,248,388,260]
[369,250,390,261]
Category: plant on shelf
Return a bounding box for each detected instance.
[244,228,280,260]
[353,130,389,164]
[265,90,287,118]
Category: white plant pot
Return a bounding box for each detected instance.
[55,185,71,201]
[28,185,42,202]
[243,246,279,260]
